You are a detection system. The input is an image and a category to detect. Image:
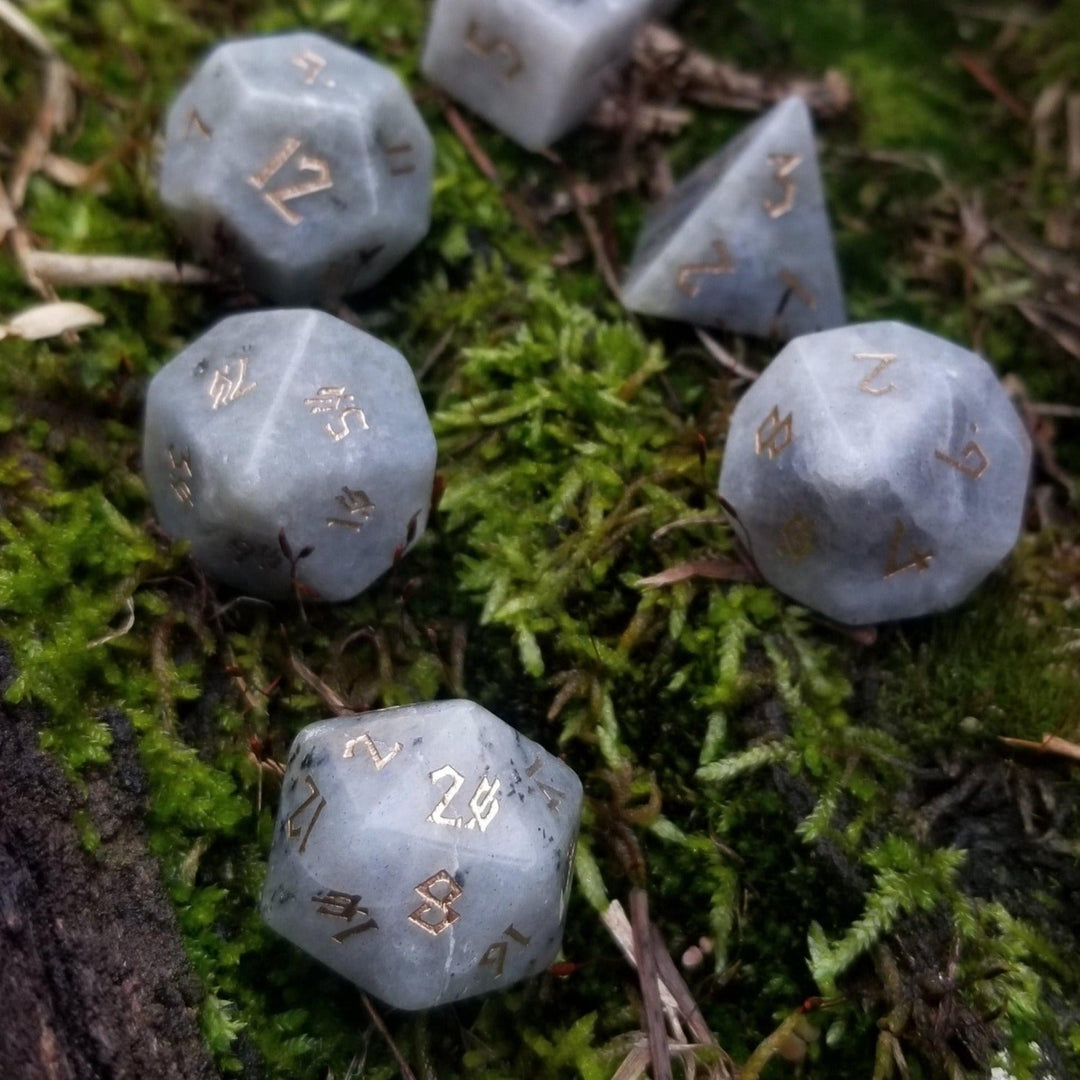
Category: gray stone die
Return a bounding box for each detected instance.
[143,309,436,603]
[422,0,652,150]
[622,96,845,341]
[718,322,1032,625]
[261,701,583,1011]
[160,32,433,305]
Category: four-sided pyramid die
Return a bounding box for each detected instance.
[622,96,846,342]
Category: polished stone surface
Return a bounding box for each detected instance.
[143,309,436,602]
[160,32,433,305]
[718,321,1032,625]
[622,96,845,341]
[422,0,652,150]
[261,701,583,1010]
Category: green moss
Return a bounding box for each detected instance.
[2,0,1079,1077]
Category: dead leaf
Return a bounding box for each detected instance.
[1,300,104,341]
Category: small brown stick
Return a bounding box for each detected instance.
[694,328,760,382]
[361,994,418,1080]
[637,557,757,589]
[1067,94,1080,183]
[0,0,56,56]
[10,56,75,207]
[953,52,1029,121]
[1029,402,1080,419]
[442,101,541,242]
[1000,733,1080,764]
[630,889,673,1080]
[289,652,353,716]
[549,155,625,302]
[633,24,852,119]
[649,926,719,1050]
[416,326,454,382]
[23,251,214,287]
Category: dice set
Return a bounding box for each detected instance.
[262,701,583,1010]
[137,9,1034,1021]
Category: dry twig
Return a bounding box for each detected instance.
[1000,733,1080,765]
[630,889,673,1080]
[361,994,418,1080]
[633,24,853,119]
[289,652,353,716]
[695,328,760,382]
[23,252,214,288]
[637,557,756,589]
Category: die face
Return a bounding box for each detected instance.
[143,309,436,602]
[421,0,651,150]
[261,701,583,1010]
[160,33,433,305]
[622,97,846,341]
[718,322,1032,625]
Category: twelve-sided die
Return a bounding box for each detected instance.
[159,32,434,305]
[261,701,583,1010]
[718,322,1032,625]
[422,0,653,150]
[143,309,436,602]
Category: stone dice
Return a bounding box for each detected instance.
[718,322,1032,625]
[422,0,652,150]
[622,96,845,341]
[159,32,434,305]
[261,701,583,1010]
[143,309,436,602]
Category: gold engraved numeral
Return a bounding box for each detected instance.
[185,109,212,140]
[208,356,256,410]
[778,268,817,309]
[304,386,369,442]
[248,137,333,226]
[465,776,501,832]
[884,519,933,579]
[427,765,466,828]
[464,19,524,79]
[526,756,566,815]
[381,141,416,176]
[326,486,375,531]
[292,49,335,87]
[286,774,326,854]
[408,870,462,936]
[311,890,378,943]
[478,924,532,978]
[755,406,794,459]
[763,153,802,218]
[167,445,194,507]
[776,513,816,562]
[854,353,897,396]
[676,239,735,298]
[934,424,989,480]
[342,731,402,770]
[427,766,502,832]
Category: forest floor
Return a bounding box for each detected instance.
[1,1,1079,1078]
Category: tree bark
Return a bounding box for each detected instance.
[0,644,218,1080]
